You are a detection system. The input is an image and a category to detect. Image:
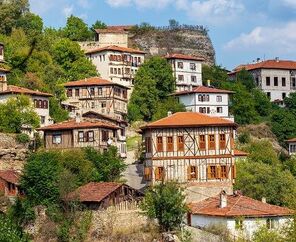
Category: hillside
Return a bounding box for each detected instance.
[129,27,215,65]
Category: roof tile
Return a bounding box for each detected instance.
[0,85,52,97]
[0,170,20,185]
[173,86,234,95]
[63,77,128,89]
[85,45,145,55]
[165,53,204,61]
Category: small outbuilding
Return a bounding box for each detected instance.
[0,170,23,198]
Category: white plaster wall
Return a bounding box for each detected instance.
[288,141,296,156]
[98,33,128,47]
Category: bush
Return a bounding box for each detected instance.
[238,132,251,144]
[16,133,30,144]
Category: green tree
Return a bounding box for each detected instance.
[235,161,296,207]
[140,182,188,232]
[91,20,107,30]
[63,15,91,41]
[252,226,284,242]
[236,68,256,91]
[252,88,272,117]
[128,56,175,121]
[202,65,229,86]
[0,95,40,133]
[84,146,127,182]
[152,97,186,121]
[16,12,43,36]
[49,97,69,122]
[284,92,296,115]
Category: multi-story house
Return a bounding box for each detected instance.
[85,46,145,92]
[286,138,296,156]
[38,116,127,158]
[229,59,296,103]
[63,77,129,121]
[173,85,234,120]
[165,53,204,92]
[94,26,132,47]
[141,112,237,200]
[0,43,52,128]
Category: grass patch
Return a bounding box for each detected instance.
[127,136,141,151]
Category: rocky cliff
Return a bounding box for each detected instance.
[0,133,28,170]
[129,27,215,65]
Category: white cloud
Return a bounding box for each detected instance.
[78,0,91,8]
[105,0,173,9]
[282,0,296,9]
[63,5,74,17]
[224,21,296,55]
[105,0,131,7]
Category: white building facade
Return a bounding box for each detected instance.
[165,53,204,92]
[286,138,296,156]
[188,192,292,240]
[229,59,296,103]
[85,45,145,92]
[173,86,234,120]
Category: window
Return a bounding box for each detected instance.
[199,135,206,150]
[90,88,95,96]
[292,77,296,87]
[199,107,206,113]
[217,107,223,113]
[190,63,196,70]
[235,218,243,230]
[266,77,270,86]
[178,75,184,81]
[91,102,95,108]
[67,89,72,97]
[39,100,43,108]
[191,76,197,83]
[167,136,173,152]
[219,134,226,149]
[118,68,121,75]
[34,99,38,108]
[157,136,163,152]
[110,67,113,74]
[78,131,84,142]
[208,135,215,149]
[282,77,286,87]
[266,92,271,99]
[274,77,278,86]
[101,102,106,108]
[52,134,62,144]
[98,87,102,95]
[207,165,216,179]
[221,165,228,179]
[155,167,164,181]
[102,130,109,142]
[216,96,222,102]
[87,131,94,142]
[282,92,286,100]
[177,62,183,69]
[75,89,79,97]
[177,136,184,151]
[198,94,209,102]
[266,218,276,229]
[40,116,45,124]
[114,68,117,74]
[43,100,48,109]
[144,167,152,181]
[145,137,152,153]
[188,166,198,180]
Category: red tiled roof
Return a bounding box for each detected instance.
[94,25,133,34]
[141,112,237,130]
[66,182,123,202]
[63,77,128,89]
[0,170,20,185]
[189,194,293,218]
[287,138,296,142]
[234,149,248,157]
[165,53,204,61]
[38,119,119,131]
[231,59,296,73]
[85,45,145,55]
[173,86,234,96]
[0,85,52,97]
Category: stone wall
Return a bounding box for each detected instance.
[0,133,28,170]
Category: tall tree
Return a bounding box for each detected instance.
[91,20,107,30]
[63,15,91,41]
[16,12,43,36]
[236,68,256,91]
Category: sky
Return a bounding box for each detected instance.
[29,0,296,70]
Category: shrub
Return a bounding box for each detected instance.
[16,133,30,144]
[238,131,251,144]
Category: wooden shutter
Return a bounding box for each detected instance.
[216,165,221,179]
[187,166,191,180]
[195,166,198,179]
[207,166,212,179]
[232,165,236,179]
[226,166,230,179]
[144,167,151,181]
[154,168,159,181]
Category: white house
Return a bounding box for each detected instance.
[173,86,234,120]
[286,138,296,156]
[229,59,296,103]
[188,191,293,240]
[85,45,145,93]
[165,53,204,92]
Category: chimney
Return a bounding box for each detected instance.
[189,85,193,91]
[75,112,81,123]
[256,57,260,63]
[262,197,266,203]
[219,190,227,208]
[167,111,172,117]
[207,80,211,87]
[275,57,279,62]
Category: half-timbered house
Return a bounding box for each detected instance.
[140,112,237,186]
[63,77,128,122]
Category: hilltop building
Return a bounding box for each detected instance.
[85,46,145,91]
[188,190,293,240]
[38,116,127,158]
[286,138,296,156]
[63,77,129,122]
[229,59,296,103]
[0,43,52,128]
[172,85,234,120]
[94,26,132,47]
[140,112,238,200]
[165,53,204,92]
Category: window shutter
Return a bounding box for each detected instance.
[144,167,151,181]
[226,166,230,179]
[195,166,198,179]
[207,166,211,179]
[216,165,221,179]
[155,168,159,181]
[232,165,236,179]
[187,166,192,180]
